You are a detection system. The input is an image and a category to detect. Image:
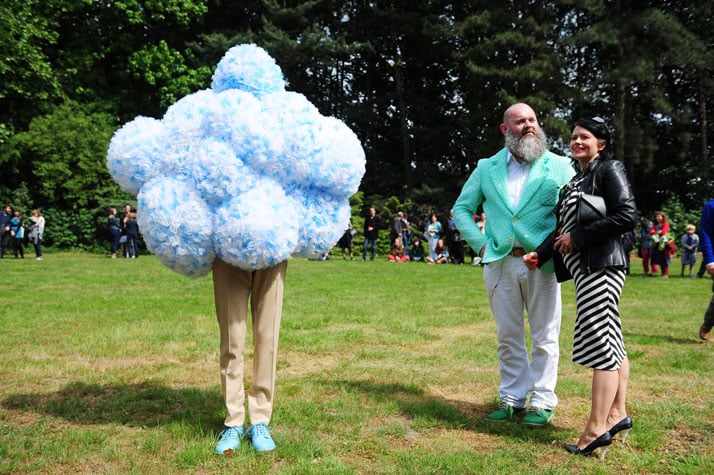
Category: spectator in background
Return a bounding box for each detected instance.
[426,238,449,264]
[698,199,714,340]
[638,218,653,276]
[124,211,140,258]
[9,210,25,259]
[424,212,442,261]
[649,211,674,278]
[108,207,121,259]
[680,224,699,278]
[388,235,410,262]
[28,209,45,260]
[362,207,380,261]
[476,212,486,234]
[469,212,486,266]
[0,205,12,258]
[390,212,406,255]
[448,208,465,264]
[410,238,425,262]
[119,203,132,258]
[621,230,635,275]
[401,212,411,257]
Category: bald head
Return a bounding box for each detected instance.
[502,103,538,133]
[501,103,548,163]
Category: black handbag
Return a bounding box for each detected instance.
[577,192,607,225]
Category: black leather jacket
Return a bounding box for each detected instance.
[536,157,638,282]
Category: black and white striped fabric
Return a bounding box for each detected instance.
[559,178,626,370]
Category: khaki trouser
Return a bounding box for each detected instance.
[212,259,287,427]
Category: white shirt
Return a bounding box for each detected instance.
[507,152,530,210]
[507,152,531,249]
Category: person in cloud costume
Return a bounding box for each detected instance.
[107,44,365,454]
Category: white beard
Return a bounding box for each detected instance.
[505,128,548,163]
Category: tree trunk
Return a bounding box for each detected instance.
[391,35,412,195]
[700,74,709,194]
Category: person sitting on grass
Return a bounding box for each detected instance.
[388,235,410,262]
[426,239,449,264]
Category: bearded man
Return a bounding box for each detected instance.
[453,103,575,426]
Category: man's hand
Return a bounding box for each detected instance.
[523,252,538,271]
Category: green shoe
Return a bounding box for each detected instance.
[486,402,527,422]
[522,407,554,427]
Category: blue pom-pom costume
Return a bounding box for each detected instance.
[107,44,365,276]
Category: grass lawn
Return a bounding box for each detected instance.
[0,252,712,474]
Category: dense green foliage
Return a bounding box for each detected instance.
[1,1,713,249]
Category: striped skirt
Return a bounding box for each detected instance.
[564,255,626,370]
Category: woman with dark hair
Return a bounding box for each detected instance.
[9,210,24,259]
[523,117,637,458]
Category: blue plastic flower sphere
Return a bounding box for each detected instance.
[107,44,365,276]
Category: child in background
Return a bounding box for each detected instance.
[681,224,699,277]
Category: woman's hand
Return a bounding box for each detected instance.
[523,252,539,271]
[554,232,574,254]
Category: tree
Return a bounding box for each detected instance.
[560,0,714,212]
[0,0,64,132]
[11,102,127,210]
[457,1,571,169]
[3,0,714,229]
[334,0,469,199]
[50,0,214,120]
[0,0,65,202]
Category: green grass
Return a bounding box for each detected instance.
[1,252,713,474]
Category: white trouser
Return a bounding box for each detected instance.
[483,256,561,410]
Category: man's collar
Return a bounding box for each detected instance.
[507,151,529,166]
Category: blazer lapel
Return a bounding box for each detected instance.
[489,150,512,212]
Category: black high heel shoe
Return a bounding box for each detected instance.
[608,416,633,442]
[565,432,613,460]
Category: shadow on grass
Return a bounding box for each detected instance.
[2,381,223,432]
[624,331,699,345]
[322,378,570,444]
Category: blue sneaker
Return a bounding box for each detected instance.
[248,423,276,452]
[215,425,245,454]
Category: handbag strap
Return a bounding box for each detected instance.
[585,158,603,196]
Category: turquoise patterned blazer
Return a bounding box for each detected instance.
[453,148,575,273]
